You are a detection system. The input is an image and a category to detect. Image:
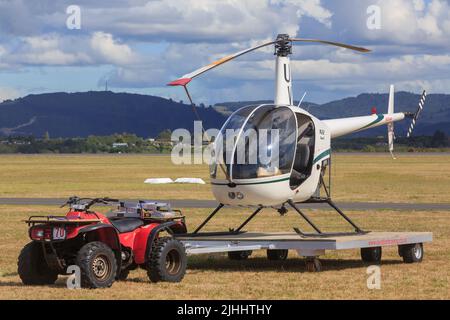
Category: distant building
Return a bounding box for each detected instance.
[112,142,128,148]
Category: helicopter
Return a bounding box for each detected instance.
[168,34,427,236]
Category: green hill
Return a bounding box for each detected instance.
[0,91,226,138]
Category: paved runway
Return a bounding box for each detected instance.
[0,198,449,210]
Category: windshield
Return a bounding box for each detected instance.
[210,105,297,180]
[210,106,256,180]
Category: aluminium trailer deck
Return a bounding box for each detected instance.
[176,231,433,271]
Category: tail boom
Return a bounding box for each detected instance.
[323,113,406,139]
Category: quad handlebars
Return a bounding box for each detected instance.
[61,196,119,210]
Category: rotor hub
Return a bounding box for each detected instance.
[274,34,292,57]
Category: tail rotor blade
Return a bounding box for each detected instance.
[407,90,427,138]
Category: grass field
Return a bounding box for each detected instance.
[0,153,449,203]
[0,205,448,299]
[0,153,448,299]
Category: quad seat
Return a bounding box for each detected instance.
[109,218,144,233]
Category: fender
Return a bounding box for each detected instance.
[79,223,121,250]
[78,224,122,270]
[143,221,183,264]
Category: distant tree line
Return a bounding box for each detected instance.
[0,130,448,154]
[333,130,449,152]
[0,132,173,154]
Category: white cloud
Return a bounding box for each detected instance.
[416,0,449,39]
[18,35,92,65]
[413,0,425,11]
[90,32,136,65]
[0,87,21,102]
[0,0,449,103]
[285,53,450,97]
[334,0,450,46]
[0,32,139,67]
[36,0,331,43]
[2,34,92,66]
[272,0,333,27]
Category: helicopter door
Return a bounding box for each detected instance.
[290,114,315,189]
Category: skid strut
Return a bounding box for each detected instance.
[192,203,224,234]
[188,204,264,237]
[187,197,366,238]
[289,199,366,238]
[234,207,263,232]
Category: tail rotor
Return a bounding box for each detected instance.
[407,90,427,138]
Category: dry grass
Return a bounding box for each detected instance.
[332,153,450,203]
[0,205,448,300]
[0,153,448,299]
[0,154,211,200]
[0,153,449,203]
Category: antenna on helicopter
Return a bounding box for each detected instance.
[297,92,307,108]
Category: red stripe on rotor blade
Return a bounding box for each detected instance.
[167,78,192,86]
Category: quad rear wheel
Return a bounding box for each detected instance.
[76,241,117,288]
[18,242,58,285]
[147,237,187,283]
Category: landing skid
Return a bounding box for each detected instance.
[184,198,366,238]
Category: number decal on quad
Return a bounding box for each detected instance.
[53,227,66,240]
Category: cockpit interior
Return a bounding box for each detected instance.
[210,105,316,189]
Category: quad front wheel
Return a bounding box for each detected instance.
[147,237,187,283]
[18,242,59,285]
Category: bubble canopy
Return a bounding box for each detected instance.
[210,105,297,181]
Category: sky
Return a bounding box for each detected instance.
[0,0,449,104]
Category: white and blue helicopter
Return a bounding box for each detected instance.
[169,34,427,236]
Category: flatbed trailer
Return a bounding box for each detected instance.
[176,231,433,271]
[175,199,433,271]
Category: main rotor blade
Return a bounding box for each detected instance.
[168,40,275,86]
[168,37,370,86]
[290,38,371,53]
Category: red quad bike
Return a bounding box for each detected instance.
[18,197,188,288]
